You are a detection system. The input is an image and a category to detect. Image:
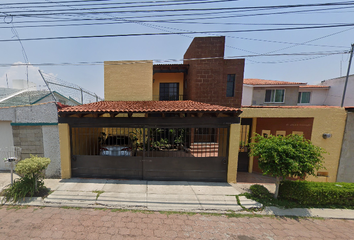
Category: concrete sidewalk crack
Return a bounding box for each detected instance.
[188,182,202,209]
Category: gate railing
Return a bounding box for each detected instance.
[71,127,228,158]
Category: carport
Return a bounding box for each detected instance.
[58,101,242,182]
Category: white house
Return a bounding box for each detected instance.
[320,74,354,107]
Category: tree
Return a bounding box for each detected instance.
[249,134,326,198]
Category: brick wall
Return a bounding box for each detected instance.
[12,126,44,160]
[183,36,244,108]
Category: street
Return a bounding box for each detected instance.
[0,206,353,240]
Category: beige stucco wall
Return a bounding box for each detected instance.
[252,87,299,106]
[241,107,347,182]
[153,73,184,100]
[227,123,241,183]
[59,123,71,179]
[104,60,153,101]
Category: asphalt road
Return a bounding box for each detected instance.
[0,206,353,240]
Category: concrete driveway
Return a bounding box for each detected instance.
[43,178,259,212]
[0,173,260,212]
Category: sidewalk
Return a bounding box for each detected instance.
[1,174,354,219]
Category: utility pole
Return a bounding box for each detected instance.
[341,43,354,107]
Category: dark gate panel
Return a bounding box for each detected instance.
[70,126,229,182]
[143,157,227,182]
[71,155,143,179]
[238,118,252,172]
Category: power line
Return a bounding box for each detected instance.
[1,24,354,42]
[2,2,354,17]
[0,50,349,67]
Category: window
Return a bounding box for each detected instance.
[298,92,311,104]
[159,83,179,101]
[265,89,285,103]
[226,74,235,97]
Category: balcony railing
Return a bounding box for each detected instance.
[153,95,186,101]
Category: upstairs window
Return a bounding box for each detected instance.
[265,89,285,103]
[159,83,179,101]
[226,74,235,97]
[298,92,311,104]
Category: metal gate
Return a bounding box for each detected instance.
[237,118,252,172]
[70,126,229,182]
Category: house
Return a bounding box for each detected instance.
[56,36,349,183]
[58,36,245,183]
[242,79,330,106]
[240,106,347,183]
[0,102,62,177]
[0,80,98,177]
[320,74,354,106]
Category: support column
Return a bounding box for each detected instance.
[227,123,241,183]
[59,123,71,179]
[248,117,257,173]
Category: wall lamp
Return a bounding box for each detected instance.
[322,133,332,139]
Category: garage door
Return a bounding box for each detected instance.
[70,126,229,182]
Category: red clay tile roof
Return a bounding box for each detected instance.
[58,100,241,114]
[244,78,305,86]
[299,85,330,88]
[242,106,340,109]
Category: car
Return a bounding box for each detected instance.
[100,146,132,156]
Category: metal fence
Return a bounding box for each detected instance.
[71,127,228,158]
[39,70,103,105]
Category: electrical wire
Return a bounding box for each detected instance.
[1,24,354,42]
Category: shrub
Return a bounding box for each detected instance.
[249,134,326,198]
[1,176,45,203]
[1,155,50,203]
[250,184,272,199]
[279,180,354,206]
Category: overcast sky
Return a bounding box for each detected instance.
[0,0,353,98]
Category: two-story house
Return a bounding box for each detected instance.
[242,78,330,106]
[58,36,245,183]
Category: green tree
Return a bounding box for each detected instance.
[249,134,326,198]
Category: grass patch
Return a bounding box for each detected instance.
[92,190,104,200]
[61,206,81,210]
[6,205,29,211]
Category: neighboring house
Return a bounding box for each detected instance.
[320,74,354,106]
[0,90,80,107]
[0,102,61,177]
[240,106,347,183]
[242,79,330,106]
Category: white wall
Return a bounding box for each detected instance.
[0,121,14,170]
[298,89,329,106]
[321,75,354,106]
[241,85,253,106]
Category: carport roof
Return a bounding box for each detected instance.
[58,100,241,115]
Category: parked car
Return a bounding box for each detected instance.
[100,146,132,156]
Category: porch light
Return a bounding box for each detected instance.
[322,133,332,139]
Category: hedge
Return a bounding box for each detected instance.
[279,180,354,206]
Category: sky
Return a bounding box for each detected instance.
[0,0,353,98]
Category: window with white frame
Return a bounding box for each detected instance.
[264,89,285,103]
[298,92,311,104]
